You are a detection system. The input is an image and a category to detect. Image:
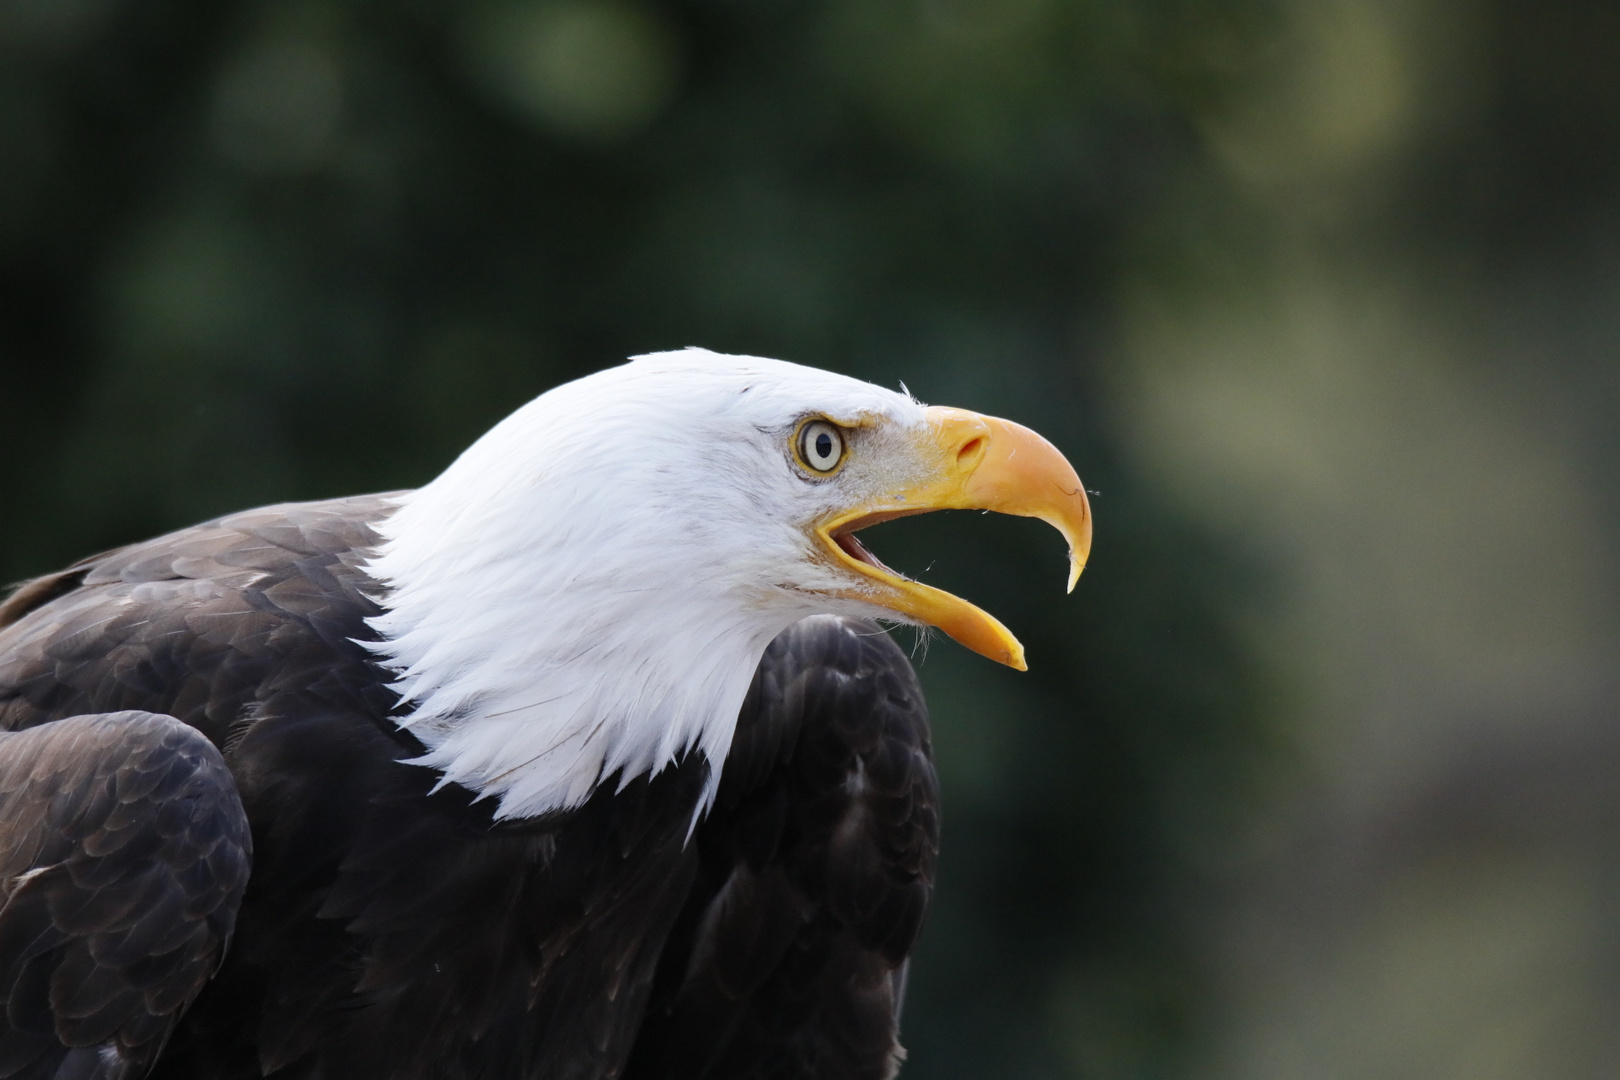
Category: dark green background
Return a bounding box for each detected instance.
[5,0,1619,1076]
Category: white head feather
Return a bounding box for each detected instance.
[364,348,929,820]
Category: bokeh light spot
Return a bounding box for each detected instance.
[211,38,344,175]
[461,0,679,141]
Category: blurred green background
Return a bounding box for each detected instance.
[4,0,1620,1076]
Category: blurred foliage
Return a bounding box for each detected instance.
[12,0,1620,1076]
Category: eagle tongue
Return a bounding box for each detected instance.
[836,532,902,579]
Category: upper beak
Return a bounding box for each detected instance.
[817,406,1092,670]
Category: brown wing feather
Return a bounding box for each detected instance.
[0,711,251,1080]
[0,569,91,632]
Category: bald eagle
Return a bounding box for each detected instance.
[0,350,1089,1080]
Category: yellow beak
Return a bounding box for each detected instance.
[817,407,1092,670]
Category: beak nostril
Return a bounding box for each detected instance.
[957,437,984,465]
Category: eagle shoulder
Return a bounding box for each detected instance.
[0,494,404,744]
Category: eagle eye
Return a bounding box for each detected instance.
[796,420,846,475]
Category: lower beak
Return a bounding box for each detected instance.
[816,407,1092,670]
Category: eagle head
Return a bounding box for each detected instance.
[364,348,1090,819]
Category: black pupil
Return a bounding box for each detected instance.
[814,432,833,461]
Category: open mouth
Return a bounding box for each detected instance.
[833,530,898,576]
[816,506,1027,669]
[827,509,929,580]
[833,530,888,573]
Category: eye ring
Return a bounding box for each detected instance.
[795,419,847,475]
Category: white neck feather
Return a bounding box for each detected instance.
[361,351,922,821]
